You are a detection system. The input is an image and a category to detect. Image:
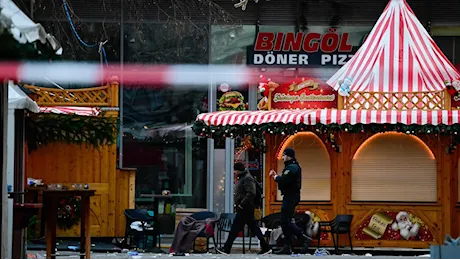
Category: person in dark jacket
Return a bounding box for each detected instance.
[217,162,271,255]
[269,148,311,255]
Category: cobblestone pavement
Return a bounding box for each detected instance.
[27,251,431,259]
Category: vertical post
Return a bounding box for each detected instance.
[7,109,14,259]
[337,94,344,110]
[224,138,234,213]
[207,74,216,211]
[184,125,192,195]
[118,2,124,168]
[248,80,258,111]
[444,89,451,110]
[110,79,119,107]
[268,89,273,110]
[1,80,9,258]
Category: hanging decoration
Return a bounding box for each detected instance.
[234,0,261,11]
[235,136,253,160]
[57,196,81,230]
[193,120,460,153]
[445,79,460,96]
[338,77,352,97]
[257,75,279,110]
[26,112,118,151]
[447,134,460,154]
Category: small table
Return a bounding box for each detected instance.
[43,189,95,259]
[139,194,173,252]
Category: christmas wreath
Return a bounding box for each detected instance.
[57,196,81,230]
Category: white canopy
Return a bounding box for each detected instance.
[0,0,62,54]
[8,81,39,112]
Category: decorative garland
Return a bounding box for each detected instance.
[193,121,460,153]
[26,113,118,151]
[57,196,81,230]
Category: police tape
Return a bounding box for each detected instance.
[0,62,257,87]
[0,62,339,88]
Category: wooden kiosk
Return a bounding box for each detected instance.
[23,79,135,239]
[194,0,460,249]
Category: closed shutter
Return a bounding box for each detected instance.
[259,0,297,25]
[431,1,460,26]
[352,132,437,202]
[276,132,331,201]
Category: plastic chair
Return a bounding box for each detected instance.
[190,211,218,253]
[317,214,354,253]
[216,213,236,248]
[259,212,310,249]
[123,209,157,249]
[156,213,176,248]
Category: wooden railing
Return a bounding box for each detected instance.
[342,90,449,110]
[23,79,119,107]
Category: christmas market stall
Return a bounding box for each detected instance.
[23,78,136,239]
[193,0,460,249]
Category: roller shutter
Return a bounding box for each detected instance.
[351,132,437,202]
[276,132,331,201]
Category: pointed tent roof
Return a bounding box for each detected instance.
[327,0,460,93]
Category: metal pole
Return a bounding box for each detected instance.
[118,0,124,168]
[1,80,9,258]
[206,73,216,211]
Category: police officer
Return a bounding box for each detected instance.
[269,148,311,255]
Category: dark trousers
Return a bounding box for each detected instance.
[281,193,304,245]
[224,208,269,251]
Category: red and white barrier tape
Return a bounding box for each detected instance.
[0,62,258,86]
[0,62,340,88]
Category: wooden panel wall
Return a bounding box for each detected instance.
[265,132,459,248]
[114,168,136,237]
[25,142,134,238]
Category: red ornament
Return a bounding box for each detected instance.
[447,85,457,96]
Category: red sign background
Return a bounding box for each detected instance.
[270,77,337,109]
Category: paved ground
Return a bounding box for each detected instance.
[26,250,431,259]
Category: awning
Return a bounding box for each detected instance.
[0,0,61,54]
[39,106,101,116]
[8,80,39,112]
[196,109,460,126]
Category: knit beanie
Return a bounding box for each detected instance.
[234,162,246,171]
[283,148,296,158]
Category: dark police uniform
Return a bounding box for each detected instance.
[274,158,306,250]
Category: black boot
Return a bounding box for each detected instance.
[257,246,272,255]
[273,244,292,255]
[300,234,312,254]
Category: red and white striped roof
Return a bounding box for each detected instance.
[327,0,460,93]
[39,106,101,116]
[197,110,460,126]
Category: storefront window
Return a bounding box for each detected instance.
[122,23,208,210]
[211,25,256,64]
